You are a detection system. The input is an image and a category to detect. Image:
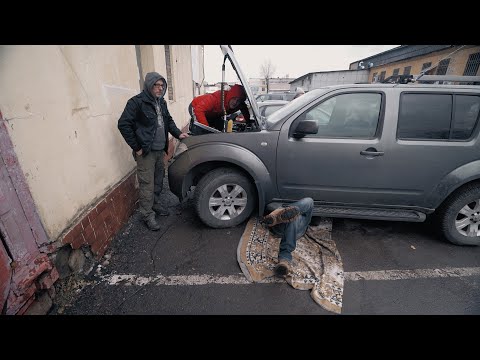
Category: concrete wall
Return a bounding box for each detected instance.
[369,45,480,82]
[0,45,200,242]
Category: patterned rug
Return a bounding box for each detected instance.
[237,216,344,314]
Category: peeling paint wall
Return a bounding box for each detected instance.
[0,45,200,241]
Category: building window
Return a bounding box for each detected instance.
[371,72,378,83]
[379,71,386,82]
[403,66,411,76]
[421,62,432,72]
[164,45,174,101]
[436,58,450,75]
[392,68,400,76]
[420,62,434,83]
[463,52,480,76]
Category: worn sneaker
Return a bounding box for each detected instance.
[144,215,161,231]
[263,206,300,227]
[153,206,170,216]
[274,259,291,277]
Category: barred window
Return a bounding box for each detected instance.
[392,68,399,76]
[421,62,432,72]
[371,72,378,82]
[436,58,450,75]
[379,71,386,81]
[403,66,411,76]
[463,52,480,76]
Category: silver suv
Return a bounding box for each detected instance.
[168,46,480,246]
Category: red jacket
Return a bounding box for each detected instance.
[191,84,251,126]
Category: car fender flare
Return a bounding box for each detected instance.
[426,160,480,208]
[185,143,273,215]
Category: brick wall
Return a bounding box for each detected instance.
[60,172,138,259]
[59,129,186,259]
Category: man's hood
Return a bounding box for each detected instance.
[143,72,167,101]
[225,84,246,108]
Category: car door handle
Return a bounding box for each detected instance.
[360,150,384,157]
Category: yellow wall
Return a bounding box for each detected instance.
[369,45,480,82]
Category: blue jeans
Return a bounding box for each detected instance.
[271,197,314,262]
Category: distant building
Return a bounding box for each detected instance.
[350,45,480,83]
[289,70,370,91]
[248,78,266,95]
[268,77,296,93]
[203,82,239,94]
[248,77,295,95]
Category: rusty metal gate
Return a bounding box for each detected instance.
[0,111,56,315]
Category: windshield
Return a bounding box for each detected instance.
[266,89,331,128]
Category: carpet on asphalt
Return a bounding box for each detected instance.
[237,216,344,314]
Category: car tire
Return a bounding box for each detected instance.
[194,168,256,228]
[439,184,480,246]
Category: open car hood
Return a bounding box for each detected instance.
[220,45,261,128]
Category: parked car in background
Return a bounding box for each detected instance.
[257,100,289,117]
[256,92,296,102]
[233,100,289,122]
[169,45,480,247]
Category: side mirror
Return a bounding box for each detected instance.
[292,120,318,138]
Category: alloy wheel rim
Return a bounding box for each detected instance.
[208,184,248,220]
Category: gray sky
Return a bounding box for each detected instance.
[203,45,400,84]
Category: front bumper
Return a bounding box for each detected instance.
[167,152,191,201]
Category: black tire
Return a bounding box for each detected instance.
[439,184,480,246]
[194,168,256,228]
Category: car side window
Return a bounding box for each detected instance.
[285,93,296,101]
[452,95,480,140]
[398,93,480,141]
[301,93,381,138]
[270,94,283,100]
[398,94,452,140]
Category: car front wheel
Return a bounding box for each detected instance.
[440,184,480,246]
[194,168,256,228]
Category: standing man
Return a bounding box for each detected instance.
[118,72,189,231]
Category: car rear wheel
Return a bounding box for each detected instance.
[194,168,256,228]
[440,184,480,246]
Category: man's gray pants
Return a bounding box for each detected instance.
[135,150,165,220]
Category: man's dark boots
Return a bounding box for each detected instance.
[153,206,170,216]
[144,214,161,231]
[274,259,291,277]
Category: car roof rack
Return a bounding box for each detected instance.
[412,75,480,84]
[381,74,414,84]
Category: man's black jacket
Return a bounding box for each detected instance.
[118,91,182,155]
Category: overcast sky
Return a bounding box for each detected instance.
[203,45,400,84]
